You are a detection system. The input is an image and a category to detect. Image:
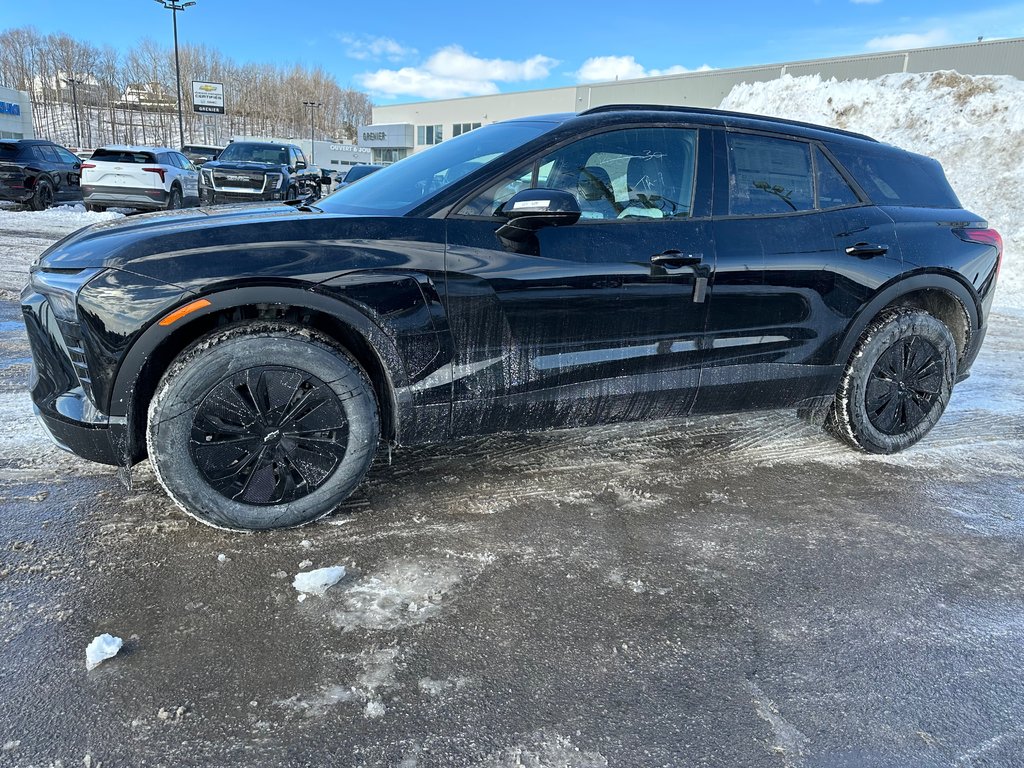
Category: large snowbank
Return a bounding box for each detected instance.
[721,71,1024,310]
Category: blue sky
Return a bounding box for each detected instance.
[3,0,1023,102]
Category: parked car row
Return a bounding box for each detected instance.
[1,138,331,212]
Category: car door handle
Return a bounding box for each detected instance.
[845,242,889,258]
[651,250,703,267]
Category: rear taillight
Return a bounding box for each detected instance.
[80,162,95,169]
[956,227,1003,278]
[142,166,167,183]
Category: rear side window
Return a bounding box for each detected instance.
[814,148,860,208]
[38,144,61,163]
[727,134,814,215]
[827,144,960,208]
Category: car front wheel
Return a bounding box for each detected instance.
[828,308,957,454]
[147,324,380,530]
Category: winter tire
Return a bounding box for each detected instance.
[85,203,106,213]
[30,180,54,211]
[828,308,957,454]
[147,323,379,531]
[167,186,183,210]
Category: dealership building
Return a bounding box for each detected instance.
[0,85,33,140]
[358,37,1024,164]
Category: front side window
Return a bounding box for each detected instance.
[460,127,698,221]
[318,120,556,216]
[56,147,80,164]
[727,133,814,215]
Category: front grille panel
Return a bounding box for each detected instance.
[211,170,265,191]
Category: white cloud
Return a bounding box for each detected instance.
[575,56,712,84]
[865,28,953,50]
[357,45,559,100]
[337,34,417,62]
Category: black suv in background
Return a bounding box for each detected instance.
[198,141,320,204]
[0,139,83,209]
[22,106,1001,531]
[181,143,223,166]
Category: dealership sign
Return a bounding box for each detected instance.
[192,81,224,114]
[0,101,20,116]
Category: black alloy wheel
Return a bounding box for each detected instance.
[828,308,957,454]
[189,366,349,505]
[31,180,54,211]
[864,337,944,436]
[148,324,379,530]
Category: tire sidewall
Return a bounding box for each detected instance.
[148,328,378,531]
[167,186,182,210]
[842,312,956,454]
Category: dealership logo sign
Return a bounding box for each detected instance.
[362,131,386,142]
[0,101,21,116]
[192,81,225,114]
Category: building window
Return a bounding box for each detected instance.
[451,122,482,138]
[0,131,23,139]
[416,125,443,145]
[373,148,410,165]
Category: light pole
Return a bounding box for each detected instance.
[154,0,196,149]
[63,76,85,148]
[302,101,322,164]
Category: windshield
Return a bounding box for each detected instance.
[217,143,289,165]
[318,121,557,216]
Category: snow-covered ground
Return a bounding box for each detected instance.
[721,70,1024,310]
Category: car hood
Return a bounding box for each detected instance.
[35,203,322,272]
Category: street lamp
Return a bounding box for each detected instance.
[302,101,322,164]
[154,0,196,149]
[63,76,85,149]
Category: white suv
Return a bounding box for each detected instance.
[81,146,199,212]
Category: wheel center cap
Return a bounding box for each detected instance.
[263,429,282,444]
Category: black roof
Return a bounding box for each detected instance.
[578,104,878,143]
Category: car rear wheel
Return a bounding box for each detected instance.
[147,324,380,531]
[30,180,54,211]
[166,185,183,210]
[827,308,957,454]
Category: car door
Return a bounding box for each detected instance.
[444,125,715,435]
[53,146,82,200]
[698,130,889,414]
[36,144,65,197]
[174,152,199,202]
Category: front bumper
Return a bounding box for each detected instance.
[200,188,282,204]
[21,288,125,465]
[83,185,168,210]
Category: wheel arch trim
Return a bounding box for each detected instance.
[835,269,980,368]
[109,284,410,451]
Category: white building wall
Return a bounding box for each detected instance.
[0,86,34,139]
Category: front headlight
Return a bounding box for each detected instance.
[265,173,283,190]
[29,267,105,322]
[201,169,214,187]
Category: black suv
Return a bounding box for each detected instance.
[22,106,1001,531]
[0,139,83,209]
[198,141,320,204]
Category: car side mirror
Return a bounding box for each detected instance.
[295,160,307,171]
[495,188,582,241]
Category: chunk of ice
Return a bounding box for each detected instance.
[86,633,123,670]
[293,566,346,596]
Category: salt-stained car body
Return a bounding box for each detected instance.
[21,105,1001,530]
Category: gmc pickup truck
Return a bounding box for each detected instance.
[198,141,321,204]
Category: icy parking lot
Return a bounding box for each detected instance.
[1,213,1023,767]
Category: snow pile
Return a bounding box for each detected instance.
[292,565,346,596]
[85,633,122,670]
[0,204,124,298]
[720,71,1024,309]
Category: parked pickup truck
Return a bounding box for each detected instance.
[198,141,321,204]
